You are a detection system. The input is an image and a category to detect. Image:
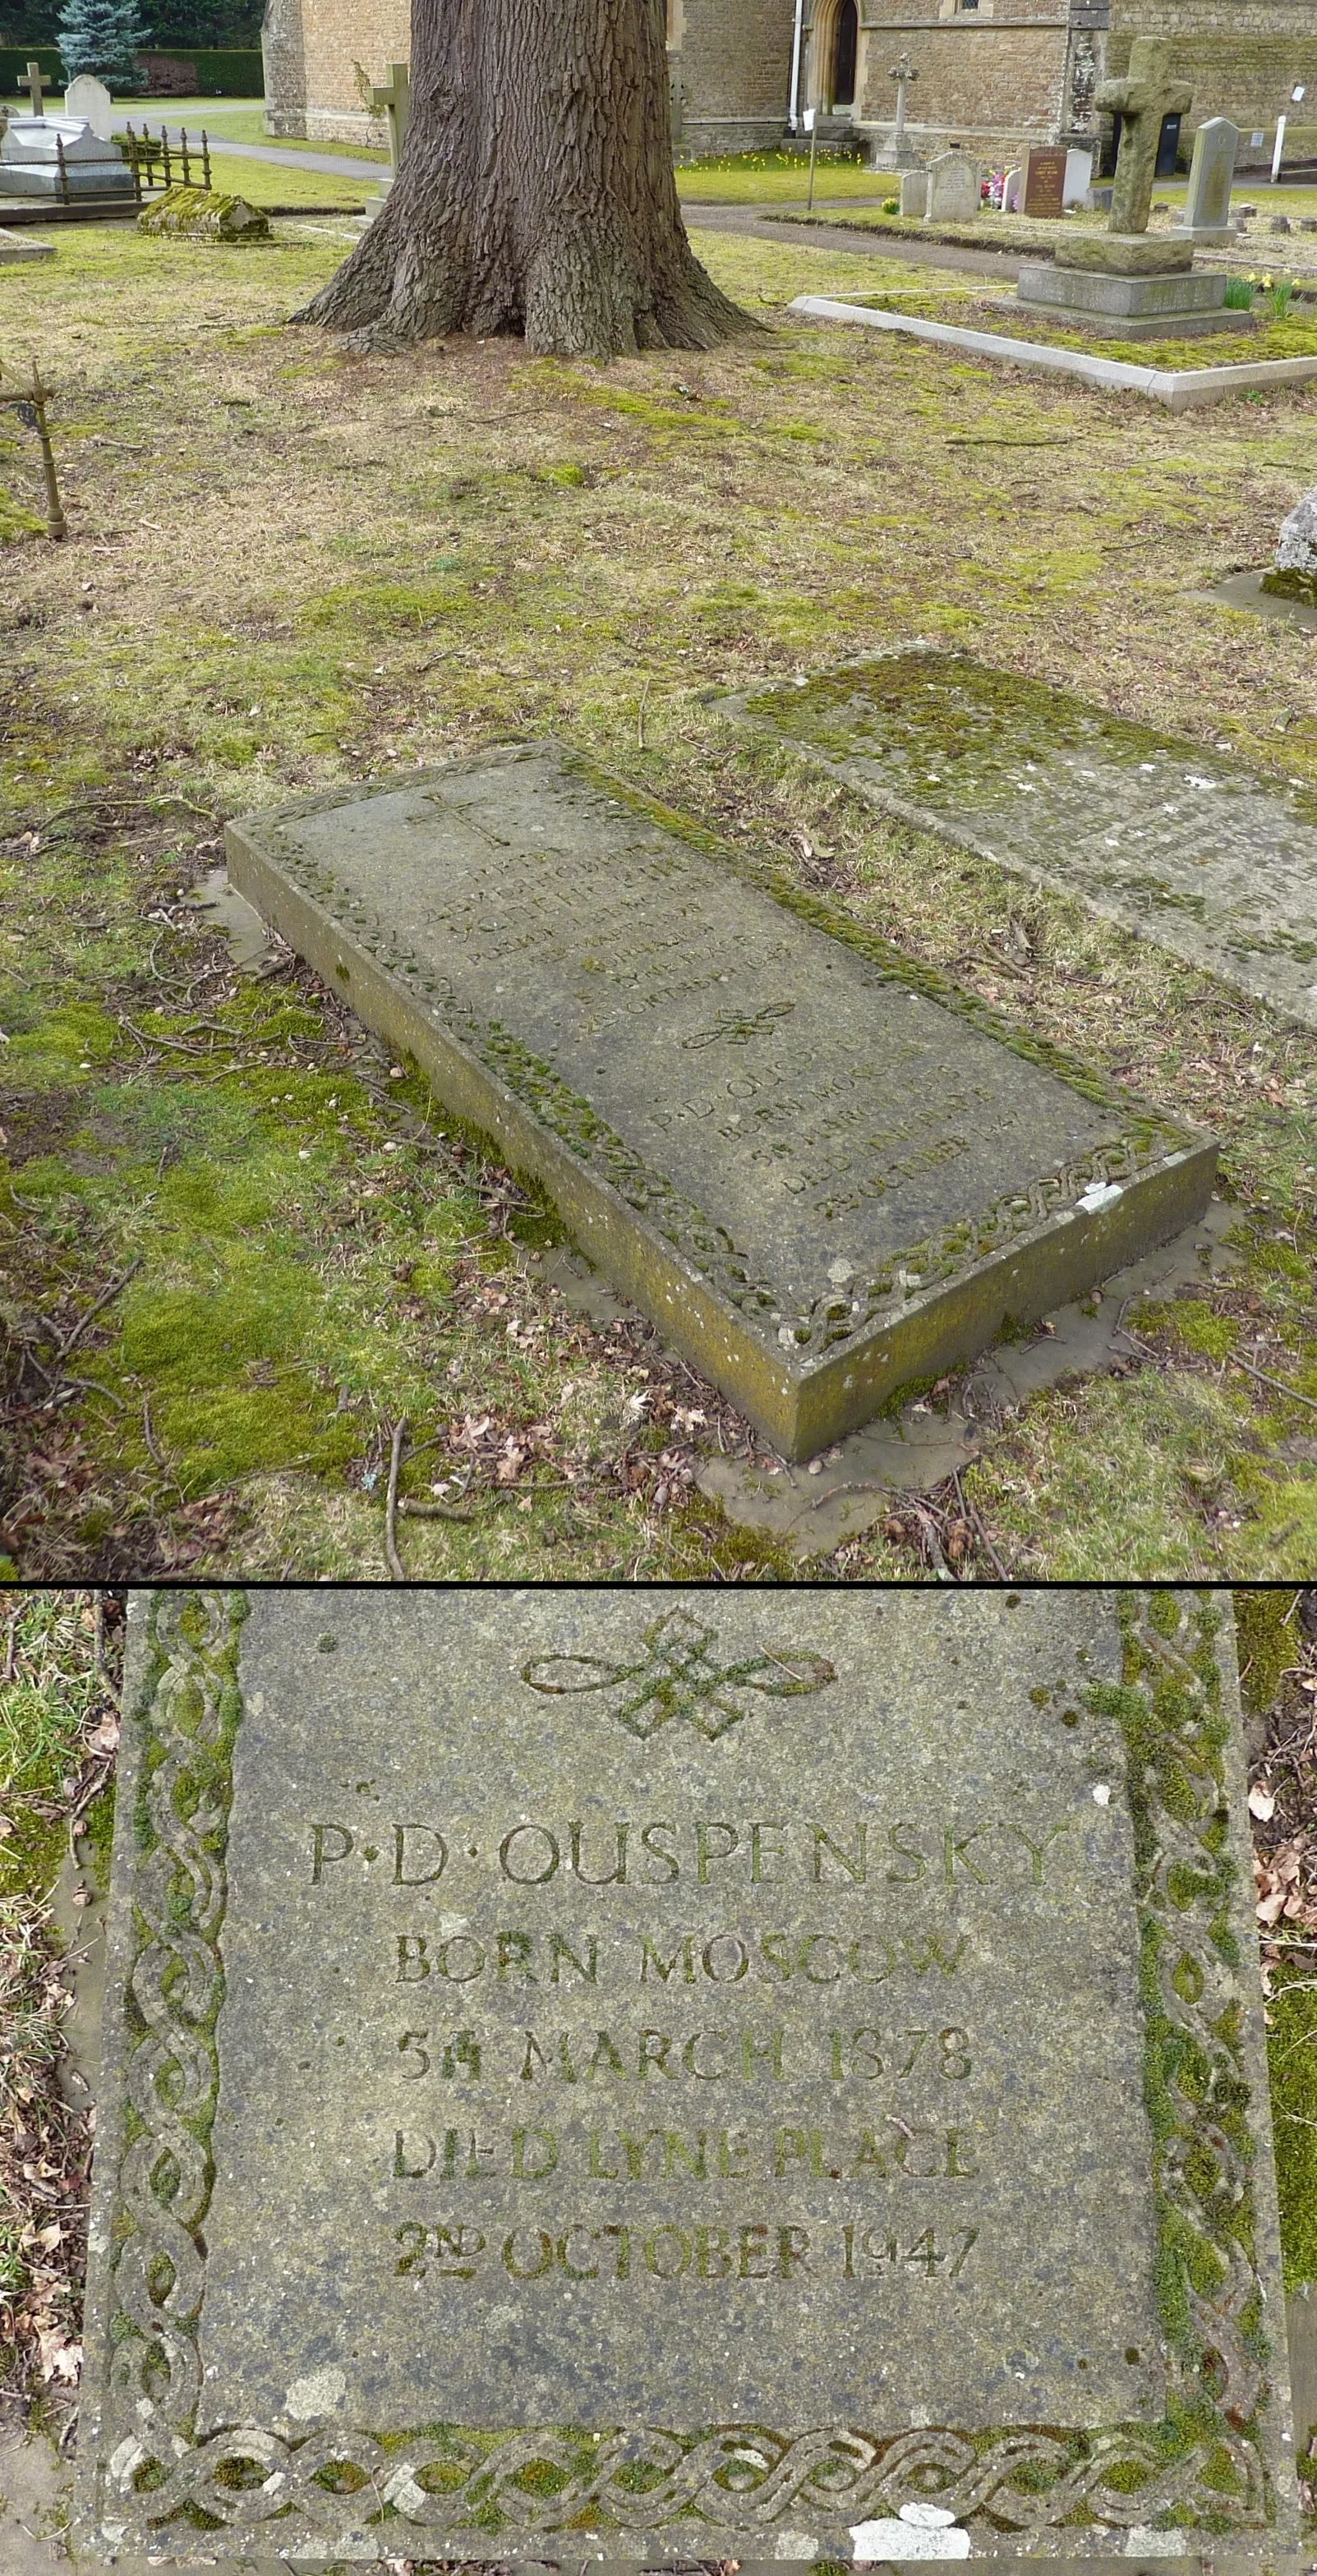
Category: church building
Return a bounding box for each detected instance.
[262,0,1317,176]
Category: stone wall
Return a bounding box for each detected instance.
[850,16,1071,146]
[265,0,1317,166]
[670,0,798,149]
[262,0,401,140]
[1105,3,1317,151]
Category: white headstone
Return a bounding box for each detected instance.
[1002,163,1021,211]
[1177,117,1238,238]
[923,146,980,221]
[1062,145,1092,205]
[64,73,113,140]
[899,166,927,218]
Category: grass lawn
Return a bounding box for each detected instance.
[131,98,393,163]
[3,216,1317,1580]
[200,151,372,208]
[836,278,1317,371]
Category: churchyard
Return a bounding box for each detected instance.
[5,206,1317,1578]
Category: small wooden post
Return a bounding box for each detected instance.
[181,126,191,186]
[29,365,66,541]
[161,124,172,186]
[201,128,211,190]
[128,128,142,205]
[55,131,70,205]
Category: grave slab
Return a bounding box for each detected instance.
[76,1586,1301,2566]
[734,651,1317,1030]
[225,744,1213,1459]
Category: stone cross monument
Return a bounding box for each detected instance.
[21,58,46,116]
[361,58,409,172]
[889,53,919,169]
[1094,37,1191,235]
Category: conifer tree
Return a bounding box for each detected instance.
[58,0,147,88]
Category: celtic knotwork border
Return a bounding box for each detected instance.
[92,1588,1286,2558]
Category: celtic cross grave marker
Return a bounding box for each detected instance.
[76,1587,1300,2566]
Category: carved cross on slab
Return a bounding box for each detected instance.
[1094,37,1192,236]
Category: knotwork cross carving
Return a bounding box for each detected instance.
[522,1608,836,1740]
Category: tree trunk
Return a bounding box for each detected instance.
[294,0,756,358]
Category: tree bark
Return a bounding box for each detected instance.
[294,0,757,358]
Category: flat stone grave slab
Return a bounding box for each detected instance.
[733,651,1317,1032]
[226,743,1213,1459]
[76,1585,1301,2568]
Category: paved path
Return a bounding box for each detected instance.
[108,115,385,181]
[684,200,1028,279]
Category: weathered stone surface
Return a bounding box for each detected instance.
[226,743,1213,1457]
[1273,481,1317,580]
[138,185,272,241]
[1018,261,1224,317]
[924,145,979,220]
[76,1586,1301,2566]
[1177,114,1238,238]
[1054,231,1194,273]
[735,653,1317,1029]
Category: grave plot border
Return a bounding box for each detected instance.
[76,1589,1297,2564]
[790,292,1317,411]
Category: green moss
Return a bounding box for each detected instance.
[1232,1590,1301,1719]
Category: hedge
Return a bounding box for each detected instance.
[152,47,264,92]
[0,45,63,97]
[0,43,263,95]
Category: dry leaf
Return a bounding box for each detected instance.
[1248,1782,1276,1821]
[86,1712,120,1755]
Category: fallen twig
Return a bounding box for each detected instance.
[1228,1350,1317,1414]
[384,1416,408,1580]
[53,1258,142,1364]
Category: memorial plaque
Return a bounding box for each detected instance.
[735,653,1317,1033]
[76,1587,1301,2566]
[1021,145,1067,218]
[225,745,1213,1458]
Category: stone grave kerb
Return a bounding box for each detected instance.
[73,1585,1302,2565]
[1094,37,1193,236]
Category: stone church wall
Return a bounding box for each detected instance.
[264,0,1317,165]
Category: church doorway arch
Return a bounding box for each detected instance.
[810,0,859,113]
[832,0,858,108]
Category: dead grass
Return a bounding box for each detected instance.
[2,218,1317,1572]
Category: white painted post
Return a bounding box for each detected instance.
[788,0,806,134]
[1272,113,1287,183]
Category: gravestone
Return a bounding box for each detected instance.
[899,164,927,217]
[1017,42,1227,336]
[1020,143,1066,217]
[1096,38,1191,236]
[0,111,132,198]
[1177,115,1238,240]
[1001,163,1020,211]
[75,1585,1301,2568]
[923,145,979,220]
[63,71,113,139]
[1061,143,1093,204]
[734,651,1317,1030]
[223,743,1213,1458]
